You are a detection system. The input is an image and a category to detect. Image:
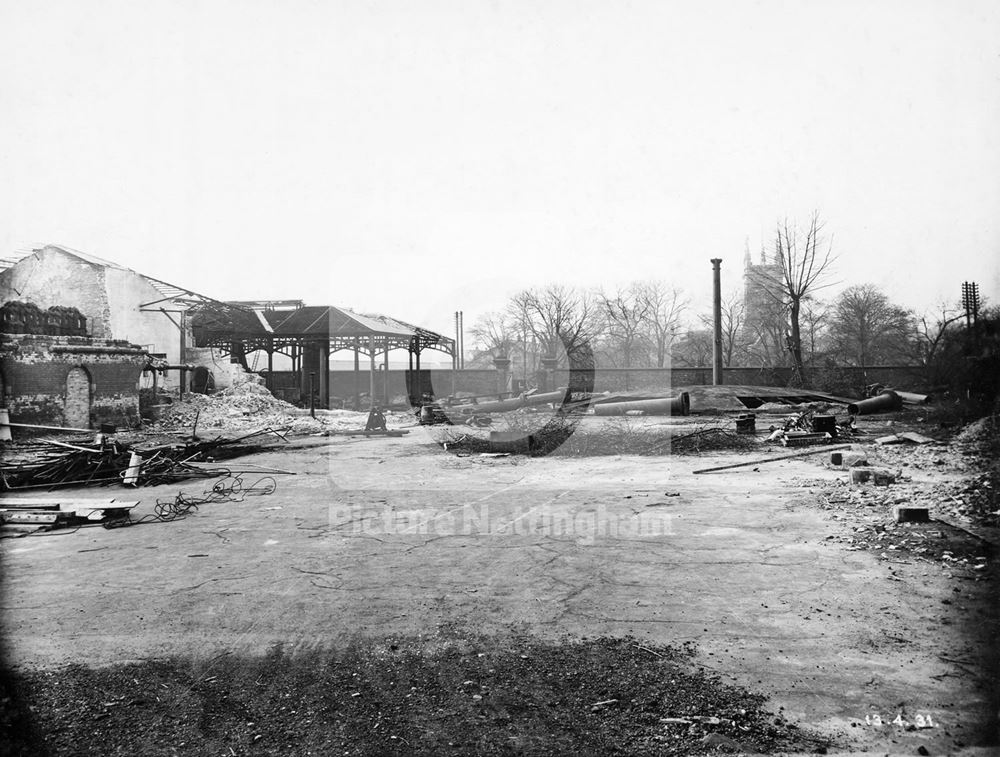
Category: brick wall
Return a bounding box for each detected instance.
[0,247,187,387]
[1,333,147,429]
[0,248,112,339]
[266,363,931,408]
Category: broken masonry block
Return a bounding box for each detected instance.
[893,505,930,523]
[873,470,896,486]
[850,468,873,484]
[875,434,905,445]
[850,467,896,486]
[833,451,868,469]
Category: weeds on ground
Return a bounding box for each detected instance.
[1,635,818,756]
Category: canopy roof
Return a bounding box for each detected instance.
[191,303,453,356]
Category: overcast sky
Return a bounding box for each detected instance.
[2,0,999,341]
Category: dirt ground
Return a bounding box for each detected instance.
[2,414,998,755]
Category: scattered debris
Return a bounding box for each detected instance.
[1,430,284,490]
[849,468,897,486]
[0,497,139,535]
[438,420,759,457]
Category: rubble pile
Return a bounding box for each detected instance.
[154,382,322,433]
[804,416,1000,571]
[953,416,996,446]
[815,480,990,567]
[150,383,414,435]
[931,474,999,527]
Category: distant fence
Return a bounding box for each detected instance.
[263,364,929,407]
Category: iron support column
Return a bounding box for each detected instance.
[711,258,724,386]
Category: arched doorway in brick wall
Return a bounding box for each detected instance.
[64,366,92,429]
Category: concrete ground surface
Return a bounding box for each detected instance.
[1,420,997,755]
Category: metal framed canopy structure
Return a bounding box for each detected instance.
[190,303,455,409]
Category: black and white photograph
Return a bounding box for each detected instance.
[1,1,998,755]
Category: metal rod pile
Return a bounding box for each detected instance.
[1,427,289,490]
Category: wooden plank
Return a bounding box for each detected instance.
[39,439,99,452]
[0,498,136,508]
[1,421,92,433]
[62,502,138,514]
[0,511,60,524]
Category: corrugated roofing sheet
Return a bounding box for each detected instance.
[261,306,430,338]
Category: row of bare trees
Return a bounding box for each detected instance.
[468,212,976,388]
[678,282,970,379]
[471,282,688,377]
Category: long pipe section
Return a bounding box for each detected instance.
[847,390,903,416]
[592,392,690,416]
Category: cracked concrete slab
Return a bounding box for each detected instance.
[1,427,996,753]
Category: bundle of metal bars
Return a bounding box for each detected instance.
[0,427,289,491]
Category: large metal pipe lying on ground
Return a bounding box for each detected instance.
[592,392,690,417]
[454,388,569,415]
[522,389,567,406]
[894,390,933,405]
[458,396,525,414]
[847,390,903,416]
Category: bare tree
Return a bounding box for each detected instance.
[507,285,598,367]
[671,328,713,368]
[829,284,914,367]
[757,212,837,383]
[597,283,651,368]
[699,290,746,367]
[636,281,687,367]
[470,311,514,359]
[800,299,829,362]
[914,301,966,365]
[744,301,790,368]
